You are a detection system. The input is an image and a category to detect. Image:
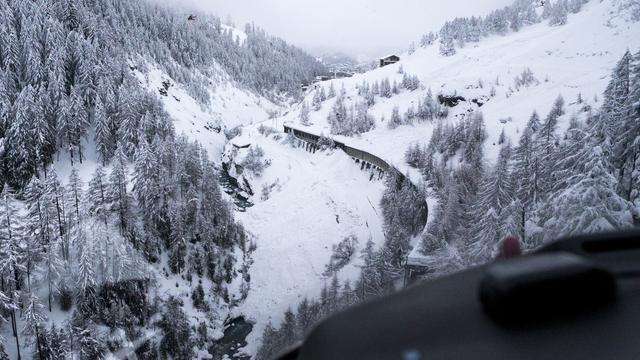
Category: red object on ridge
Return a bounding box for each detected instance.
[498,236,522,259]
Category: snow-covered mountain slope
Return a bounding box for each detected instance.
[283,0,638,164]
[221,125,386,355]
[136,63,277,159]
[227,0,639,355]
[9,0,633,357]
[51,60,277,184]
[49,51,381,357]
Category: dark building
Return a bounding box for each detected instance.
[379,55,400,67]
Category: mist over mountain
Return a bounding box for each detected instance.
[150,0,516,57]
[0,0,638,359]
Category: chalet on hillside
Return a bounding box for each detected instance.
[380,55,400,67]
[314,75,333,83]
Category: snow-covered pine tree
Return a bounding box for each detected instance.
[66,168,84,231]
[0,185,25,290]
[615,50,640,204]
[255,323,283,360]
[388,106,402,130]
[510,8,523,32]
[486,9,510,35]
[501,199,526,246]
[159,298,194,359]
[549,0,569,26]
[513,126,540,210]
[422,174,461,249]
[0,290,16,357]
[5,86,37,188]
[312,90,323,111]
[543,146,632,239]
[380,78,392,98]
[75,221,97,315]
[498,128,507,144]
[87,165,114,283]
[21,292,47,358]
[108,146,133,237]
[518,0,540,25]
[328,83,336,98]
[419,32,437,47]
[319,86,327,101]
[537,95,565,198]
[542,0,554,19]
[94,97,114,164]
[353,102,376,134]
[328,93,348,135]
[552,116,589,193]
[408,41,416,55]
[299,101,310,126]
[44,170,70,263]
[568,0,587,13]
[466,143,514,263]
[439,32,456,57]
[0,184,26,357]
[467,17,482,42]
[527,110,542,133]
[601,52,634,189]
[33,86,57,176]
[66,86,89,164]
[23,177,62,312]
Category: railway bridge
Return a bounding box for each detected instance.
[283,123,427,219]
[284,124,391,180]
[283,123,431,281]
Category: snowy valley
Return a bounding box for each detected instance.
[0,0,639,359]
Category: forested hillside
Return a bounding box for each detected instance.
[0,0,324,358]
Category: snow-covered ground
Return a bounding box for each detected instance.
[223,126,386,355]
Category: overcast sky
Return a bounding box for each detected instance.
[152,0,514,59]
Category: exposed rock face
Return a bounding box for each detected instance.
[437,94,467,107]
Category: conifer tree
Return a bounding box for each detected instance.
[542,0,554,19]
[615,50,640,204]
[466,143,513,263]
[75,223,96,314]
[543,147,632,239]
[0,185,25,359]
[45,170,69,262]
[439,32,456,57]
[66,168,84,229]
[388,106,402,129]
[22,293,47,358]
[5,86,37,188]
[549,0,569,26]
[537,95,565,197]
[328,93,348,134]
[108,146,132,237]
[299,101,310,126]
[94,97,114,164]
[312,90,322,111]
[328,83,336,98]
